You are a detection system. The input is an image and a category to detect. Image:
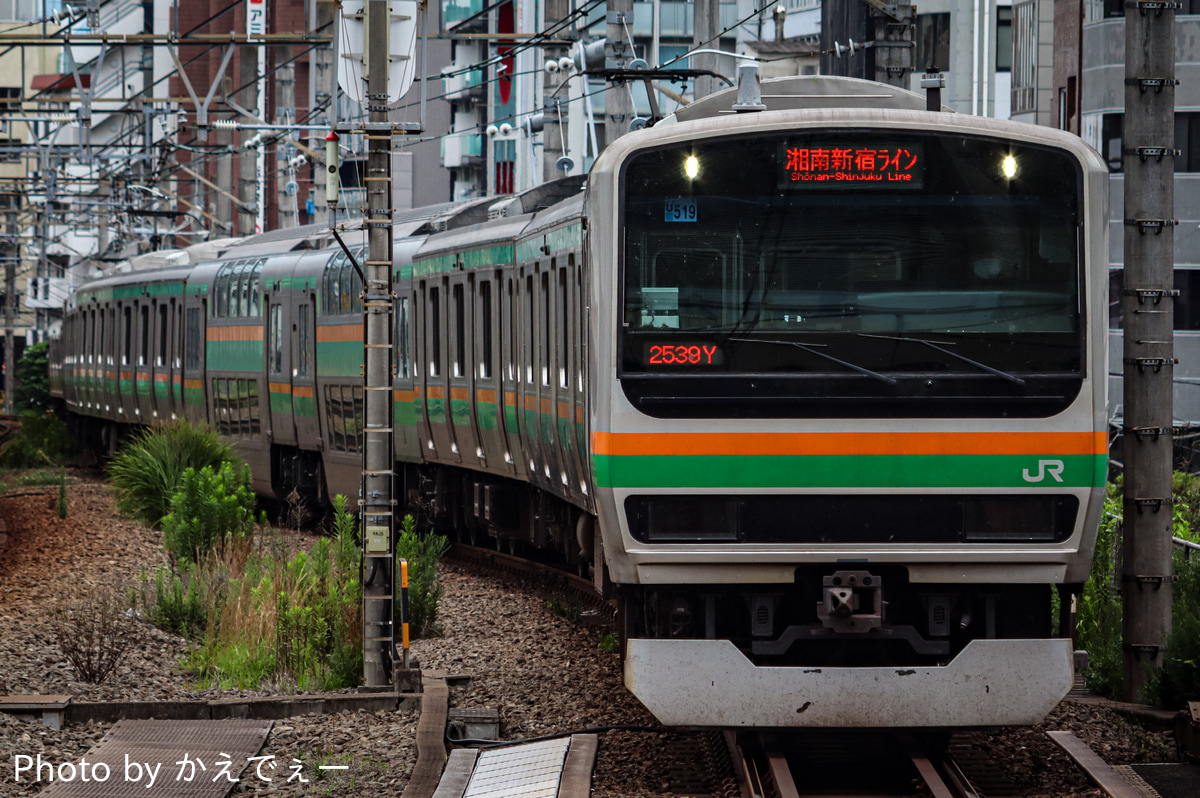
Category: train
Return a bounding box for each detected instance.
[49,74,1109,729]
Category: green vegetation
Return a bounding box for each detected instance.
[161,462,260,565]
[598,632,619,653]
[544,598,582,624]
[107,419,234,527]
[1077,474,1200,709]
[14,341,49,412]
[395,512,450,638]
[0,410,76,468]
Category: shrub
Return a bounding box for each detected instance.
[14,341,49,412]
[51,588,134,684]
[396,512,450,639]
[161,462,257,564]
[1151,551,1200,709]
[0,410,76,468]
[1076,488,1124,700]
[107,419,234,528]
[138,564,208,638]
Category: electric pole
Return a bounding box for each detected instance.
[362,0,397,688]
[605,0,633,145]
[692,0,720,101]
[1121,1,1177,702]
[3,196,15,416]
[542,0,570,181]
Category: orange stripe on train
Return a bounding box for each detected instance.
[589,431,1108,457]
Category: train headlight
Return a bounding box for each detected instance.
[683,155,700,180]
[1001,155,1018,179]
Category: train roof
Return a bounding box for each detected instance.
[661,75,946,124]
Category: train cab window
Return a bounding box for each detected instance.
[157,304,168,367]
[122,306,132,365]
[139,305,149,366]
[396,296,411,379]
[479,281,493,380]
[185,307,202,371]
[453,283,466,378]
[296,303,313,378]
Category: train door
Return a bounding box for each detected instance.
[448,271,481,469]
[290,290,318,447]
[183,293,207,426]
[424,276,460,463]
[135,301,153,421]
[393,285,420,462]
[571,253,592,507]
[554,260,583,504]
[535,262,560,493]
[475,271,510,476]
[151,299,169,421]
[172,299,184,418]
[500,272,525,477]
[267,292,296,446]
[515,267,539,483]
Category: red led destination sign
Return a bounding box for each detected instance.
[644,342,724,367]
[780,142,925,189]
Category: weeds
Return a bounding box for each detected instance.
[107,419,234,528]
[598,633,619,653]
[545,598,582,624]
[51,588,134,684]
[0,410,76,469]
[160,462,258,565]
[395,512,450,639]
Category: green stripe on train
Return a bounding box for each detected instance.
[206,341,263,372]
[591,454,1107,490]
[293,394,316,418]
[316,341,362,377]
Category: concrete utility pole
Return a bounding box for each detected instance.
[692,0,721,101]
[542,0,570,181]
[870,0,914,89]
[3,197,15,415]
[361,0,397,688]
[605,0,633,145]
[1121,1,1177,702]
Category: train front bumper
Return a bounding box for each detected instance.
[625,637,1073,728]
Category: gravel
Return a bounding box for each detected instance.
[0,478,1181,797]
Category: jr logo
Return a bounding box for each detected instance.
[1023,459,1065,483]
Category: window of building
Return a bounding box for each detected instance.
[916,13,951,72]
[0,0,41,22]
[1012,1,1038,113]
[1100,113,1200,173]
[996,6,1013,72]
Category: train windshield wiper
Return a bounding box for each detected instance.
[857,333,1026,386]
[729,337,897,384]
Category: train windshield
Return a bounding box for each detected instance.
[618,129,1085,418]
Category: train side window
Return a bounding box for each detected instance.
[296,303,312,378]
[453,282,465,378]
[479,280,493,380]
[87,310,95,363]
[249,261,262,317]
[506,278,515,382]
[186,307,202,371]
[396,296,410,379]
[559,268,569,389]
[139,305,150,366]
[122,306,131,365]
[541,270,551,387]
[107,308,114,365]
[157,304,168,367]
[430,285,441,377]
[574,256,584,393]
[525,274,534,384]
[174,301,182,370]
[269,303,283,374]
[215,271,227,317]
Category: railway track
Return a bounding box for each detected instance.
[732,732,989,798]
[447,542,614,621]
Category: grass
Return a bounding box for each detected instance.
[107,419,234,528]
